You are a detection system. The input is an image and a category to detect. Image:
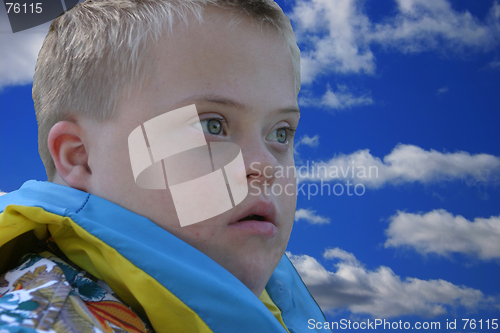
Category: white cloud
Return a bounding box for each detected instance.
[0,191,6,196]
[370,0,500,53]
[295,208,330,224]
[298,143,500,188]
[294,135,319,161]
[323,247,357,263]
[486,60,500,69]
[288,248,496,317]
[385,210,500,261]
[295,134,319,149]
[299,85,373,110]
[290,0,500,84]
[0,5,50,89]
[290,0,375,83]
[437,86,448,95]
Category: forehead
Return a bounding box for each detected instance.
[124,7,297,122]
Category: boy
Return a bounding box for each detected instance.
[0,0,326,332]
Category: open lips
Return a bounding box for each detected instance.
[238,214,266,222]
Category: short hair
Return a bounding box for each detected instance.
[33,0,301,180]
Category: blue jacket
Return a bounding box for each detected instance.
[0,181,327,332]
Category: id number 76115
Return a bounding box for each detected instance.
[5,2,42,14]
[462,319,498,330]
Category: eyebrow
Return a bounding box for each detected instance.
[175,94,301,116]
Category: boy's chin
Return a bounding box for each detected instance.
[230,260,278,296]
[217,245,285,296]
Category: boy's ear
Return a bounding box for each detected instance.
[48,121,92,191]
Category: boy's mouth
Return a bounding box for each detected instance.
[229,201,277,236]
[238,214,266,222]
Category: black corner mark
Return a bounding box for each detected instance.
[3,0,81,33]
[63,0,78,9]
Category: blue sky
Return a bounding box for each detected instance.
[1,0,500,331]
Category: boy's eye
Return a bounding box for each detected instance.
[207,119,222,135]
[267,127,293,144]
[276,128,287,143]
[193,118,225,135]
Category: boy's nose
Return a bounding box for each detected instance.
[242,142,278,188]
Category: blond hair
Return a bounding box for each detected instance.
[33,0,301,180]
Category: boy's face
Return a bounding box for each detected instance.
[81,8,298,295]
